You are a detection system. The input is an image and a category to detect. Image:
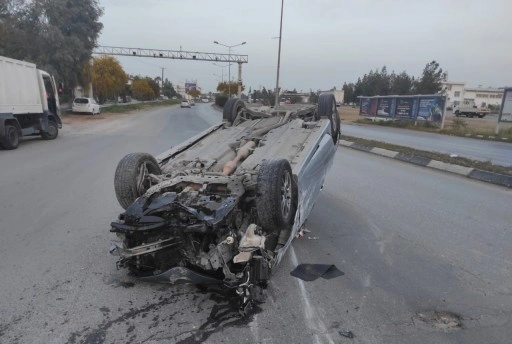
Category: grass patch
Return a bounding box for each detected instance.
[101,99,181,113]
[355,118,440,132]
[341,134,512,175]
[355,117,512,142]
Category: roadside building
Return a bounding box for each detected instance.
[441,81,504,108]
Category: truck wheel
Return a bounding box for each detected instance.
[41,121,58,140]
[2,125,19,150]
[223,98,245,125]
[478,114,484,118]
[114,153,162,209]
[317,93,340,143]
[256,159,297,232]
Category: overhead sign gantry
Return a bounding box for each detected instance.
[93,45,248,93]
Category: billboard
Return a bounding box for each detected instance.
[394,98,418,120]
[359,97,379,117]
[358,95,445,122]
[359,97,371,116]
[376,98,395,118]
[185,82,196,91]
[417,97,445,122]
[498,88,512,122]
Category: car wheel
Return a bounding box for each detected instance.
[223,98,245,125]
[41,120,58,140]
[256,159,297,233]
[2,125,19,150]
[114,153,162,209]
[317,93,340,144]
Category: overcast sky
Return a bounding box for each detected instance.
[98,0,511,93]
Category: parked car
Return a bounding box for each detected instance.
[72,97,100,115]
[189,99,195,106]
[180,100,191,108]
[110,94,340,312]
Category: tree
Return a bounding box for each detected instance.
[132,79,155,101]
[390,71,414,95]
[187,89,201,98]
[161,79,177,98]
[92,56,127,104]
[342,82,355,104]
[0,0,103,93]
[414,60,444,94]
[145,77,160,98]
[216,81,244,96]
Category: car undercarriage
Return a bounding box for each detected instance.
[110,95,339,312]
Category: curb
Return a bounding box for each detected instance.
[339,140,512,188]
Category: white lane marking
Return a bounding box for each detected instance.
[249,313,260,343]
[290,246,335,344]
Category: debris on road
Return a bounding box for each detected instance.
[338,330,355,339]
[290,264,344,281]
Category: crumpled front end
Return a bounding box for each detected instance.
[110,176,275,311]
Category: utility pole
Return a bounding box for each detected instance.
[274,0,284,109]
[160,67,165,95]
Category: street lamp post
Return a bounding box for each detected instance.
[214,41,246,98]
[212,63,228,83]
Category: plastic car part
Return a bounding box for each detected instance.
[114,153,162,209]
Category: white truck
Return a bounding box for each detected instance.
[0,55,62,149]
[453,99,490,118]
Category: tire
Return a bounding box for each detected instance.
[41,120,58,140]
[256,159,297,232]
[317,93,340,143]
[114,153,162,209]
[2,125,19,150]
[223,98,245,124]
[478,115,484,118]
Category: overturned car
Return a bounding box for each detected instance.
[110,94,340,310]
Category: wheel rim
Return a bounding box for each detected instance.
[136,162,149,195]
[8,129,17,145]
[48,124,57,137]
[281,171,292,218]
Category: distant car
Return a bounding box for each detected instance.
[189,99,195,106]
[72,97,100,115]
[201,98,209,103]
[180,100,191,108]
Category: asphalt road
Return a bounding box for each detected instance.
[1,104,510,344]
[342,124,512,167]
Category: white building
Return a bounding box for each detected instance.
[441,81,504,108]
